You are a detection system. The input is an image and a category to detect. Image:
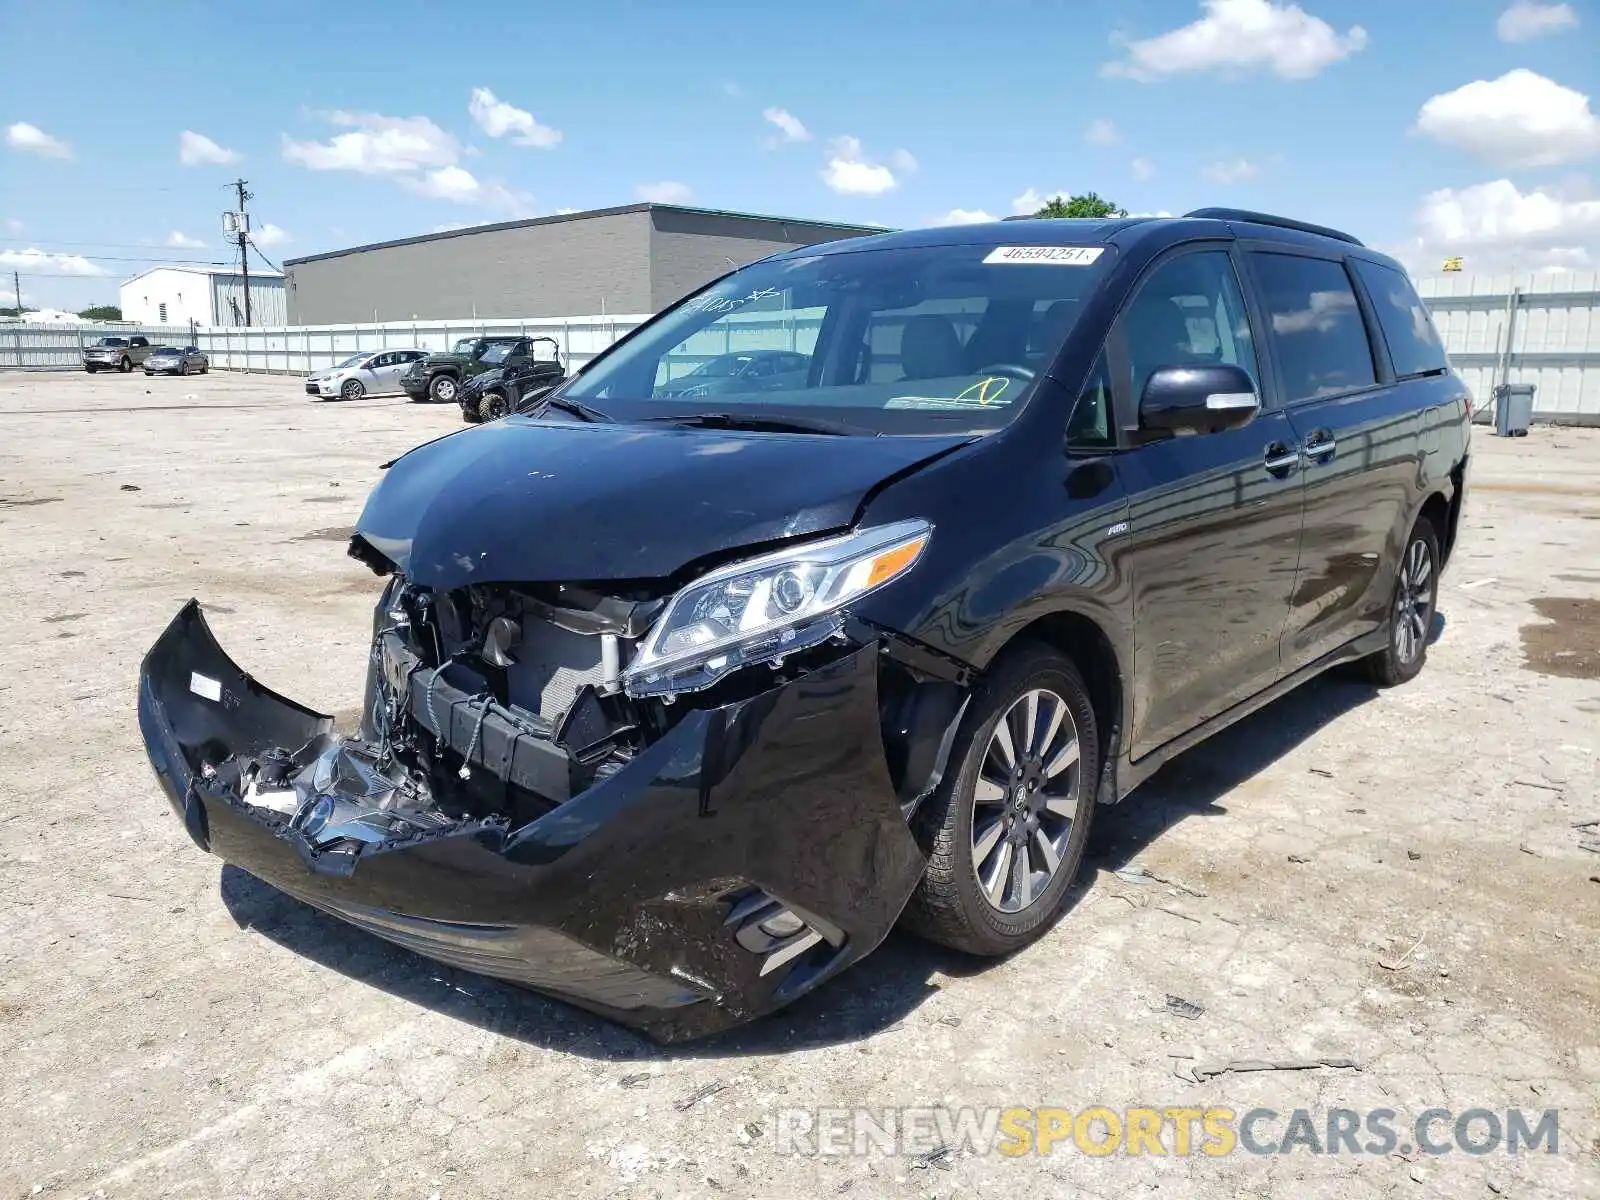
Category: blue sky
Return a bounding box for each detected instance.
[3,0,1597,311]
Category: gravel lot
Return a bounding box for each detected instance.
[2,369,1597,1199]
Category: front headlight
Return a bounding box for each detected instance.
[623,519,931,698]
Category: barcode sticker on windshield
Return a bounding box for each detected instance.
[984,246,1104,266]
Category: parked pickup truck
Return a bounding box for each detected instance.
[84,336,155,373]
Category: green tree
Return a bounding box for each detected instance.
[1034,192,1127,219]
[78,304,122,321]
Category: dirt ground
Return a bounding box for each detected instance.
[2,369,1597,1199]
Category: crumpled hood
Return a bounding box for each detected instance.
[355,417,970,589]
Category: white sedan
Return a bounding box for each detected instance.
[304,348,428,400]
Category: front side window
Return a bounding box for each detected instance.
[1351,260,1449,379]
[1251,253,1376,402]
[1121,250,1258,404]
[563,243,1116,434]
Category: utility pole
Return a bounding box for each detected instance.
[11,270,19,315]
[231,178,252,326]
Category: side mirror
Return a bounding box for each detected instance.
[1139,363,1259,436]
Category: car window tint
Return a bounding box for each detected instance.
[1067,350,1115,449]
[1123,250,1258,403]
[1351,260,1448,378]
[1251,253,1376,401]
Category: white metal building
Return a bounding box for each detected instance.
[120,265,287,328]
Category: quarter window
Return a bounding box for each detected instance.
[1068,351,1115,449]
[1351,260,1449,378]
[1251,253,1376,402]
[1121,250,1259,404]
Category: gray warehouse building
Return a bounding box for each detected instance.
[282,203,885,324]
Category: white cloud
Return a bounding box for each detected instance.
[1496,1,1578,41]
[1012,187,1071,214]
[1203,158,1260,184]
[1415,70,1600,169]
[933,208,998,225]
[0,248,105,275]
[283,111,460,174]
[252,223,292,247]
[467,87,561,148]
[4,217,22,234]
[821,137,900,196]
[1085,119,1120,146]
[1104,0,1367,81]
[178,130,239,166]
[1398,179,1600,273]
[635,181,694,204]
[164,231,207,249]
[6,122,72,159]
[890,148,919,173]
[1131,156,1155,181]
[762,107,811,143]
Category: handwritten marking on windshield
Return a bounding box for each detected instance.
[682,287,784,316]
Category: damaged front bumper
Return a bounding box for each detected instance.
[137,601,930,1041]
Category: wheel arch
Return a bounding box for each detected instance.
[980,607,1126,801]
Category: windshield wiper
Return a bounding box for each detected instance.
[637,411,866,436]
[536,394,612,423]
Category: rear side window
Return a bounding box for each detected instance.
[1352,260,1449,378]
[1251,253,1376,402]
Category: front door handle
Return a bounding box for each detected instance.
[1302,429,1336,462]
[1263,442,1300,478]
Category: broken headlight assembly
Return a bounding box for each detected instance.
[623,519,931,698]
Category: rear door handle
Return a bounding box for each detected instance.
[1263,442,1300,478]
[1302,429,1336,462]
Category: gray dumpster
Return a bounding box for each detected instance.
[1493,383,1535,437]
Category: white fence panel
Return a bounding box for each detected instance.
[4,275,1598,422]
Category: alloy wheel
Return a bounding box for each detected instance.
[971,688,1081,914]
[1394,536,1434,664]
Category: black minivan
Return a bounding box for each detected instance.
[139,207,1471,1040]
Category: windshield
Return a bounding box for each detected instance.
[330,353,367,370]
[477,342,516,364]
[453,339,477,354]
[562,242,1113,434]
[96,338,128,347]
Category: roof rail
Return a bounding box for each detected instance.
[1184,207,1363,247]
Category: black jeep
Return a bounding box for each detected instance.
[400,336,546,405]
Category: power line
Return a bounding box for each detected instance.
[0,236,227,251]
[0,251,234,265]
[246,237,281,273]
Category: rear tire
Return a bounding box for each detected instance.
[429,374,458,404]
[1362,518,1440,687]
[900,642,1099,957]
[340,378,365,401]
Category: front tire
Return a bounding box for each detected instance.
[901,643,1099,957]
[119,356,132,373]
[478,391,510,422]
[340,378,365,400]
[429,374,458,404]
[1363,519,1440,687]
[85,364,98,373]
